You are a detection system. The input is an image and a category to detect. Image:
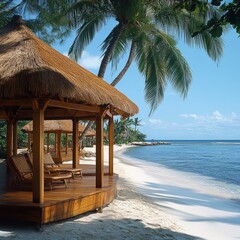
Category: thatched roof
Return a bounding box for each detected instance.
[22,120,96,136]
[0,15,138,116]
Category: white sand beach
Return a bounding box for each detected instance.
[0,145,239,240]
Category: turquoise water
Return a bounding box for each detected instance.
[122,140,240,197]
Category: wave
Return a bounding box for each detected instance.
[118,151,240,201]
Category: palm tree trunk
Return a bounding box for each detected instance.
[79,23,127,142]
[80,42,135,142]
[110,41,135,86]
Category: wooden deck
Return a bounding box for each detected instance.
[0,162,118,225]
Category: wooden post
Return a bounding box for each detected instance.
[54,133,56,153]
[27,132,31,151]
[6,118,13,164]
[109,117,114,176]
[32,100,44,204]
[57,133,61,160]
[47,133,50,153]
[65,133,68,155]
[30,133,33,151]
[72,118,79,169]
[96,112,104,188]
[13,120,18,156]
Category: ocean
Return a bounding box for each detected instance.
[121,140,240,200]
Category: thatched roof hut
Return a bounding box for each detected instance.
[0,15,138,117]
[22,120,96,162]
[0,15,138,208]
[22,120,96,136]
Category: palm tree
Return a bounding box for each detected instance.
[16,0,223,139]
[0,0,17,28]
[17,0,223,112]
[133,117,142,131]
[65,0,223,138]
[66,0,222,112]
[113,118,134,143]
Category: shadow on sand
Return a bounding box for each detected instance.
[138,181,240,226]
[0,215,203,240]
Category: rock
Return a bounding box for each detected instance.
[130,141,170,146]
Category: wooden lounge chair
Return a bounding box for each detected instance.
[10,155,72,190]
[25,152,83,179]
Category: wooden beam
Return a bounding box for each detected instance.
[0,99,32,107]
[13,120,18,156]
[108,117,114,176]
[113,108,130,119]
[8,108,97,121]
[72,118,79,169]
[0,110,7,120]
[105,109,113,118]
[32,104,44,204]
[96,112,104,188]
[47,99,100,113]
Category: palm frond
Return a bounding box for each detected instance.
[69,17,106,61]
[135,30,166,114]
[135,28,192,115]
[153,1,223,61]
[108,28,132,71]
[67,0,113,28]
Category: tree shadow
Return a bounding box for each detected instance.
[0,216,203,240]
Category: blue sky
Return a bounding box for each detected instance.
[52,22,240,140]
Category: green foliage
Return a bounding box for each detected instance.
[110,117,146,144]
[17,121,29,148]
[177,0,240,37]
[0,121,29,158]
[0,121,7,158]
[13,1,72,44]
[0,0,17,28]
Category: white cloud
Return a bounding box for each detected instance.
[180,114,199,120]
[148,118,178,130]
[211,111,223,121]
[78,51,101,70]
[231,112,238,120]
[180,111,239,123]
[63,51,101,70]
[146,111,240,139]
[149,118,163,125]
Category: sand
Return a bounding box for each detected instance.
[0,145,239,239]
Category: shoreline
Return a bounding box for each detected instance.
[1,144,240,239]
[115,144,240,240]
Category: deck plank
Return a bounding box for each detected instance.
[0,163,118,224]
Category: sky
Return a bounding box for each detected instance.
[51,21,240,140]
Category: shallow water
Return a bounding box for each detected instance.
[122,140,240,200]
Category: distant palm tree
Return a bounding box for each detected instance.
[133,117,142,131]
[114,118,134,143]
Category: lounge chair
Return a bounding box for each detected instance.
[9,155,72,190]
[25,152,83,179]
